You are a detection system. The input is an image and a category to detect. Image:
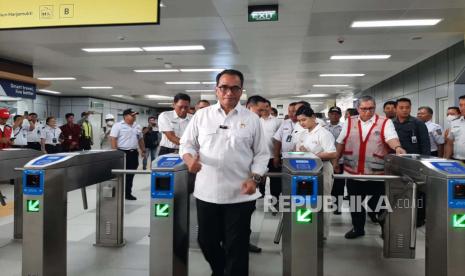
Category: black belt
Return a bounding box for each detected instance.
[118,149,138,152]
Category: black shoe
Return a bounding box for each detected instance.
[368,213,378,223]
[125,194,137,200]
[334,210,341,215]
[249,243,262,253]
[344,229,365,239]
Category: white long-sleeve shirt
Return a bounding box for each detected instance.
[179,103,269,204]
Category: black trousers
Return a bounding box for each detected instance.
[430,151,438,157]
[346,179,385,232]
[159,146,177,156]
[121,149,139,196]
[332,165,345,211]
[80,138,92,150]
[45,144,62,154]
[196,199,255,276]
[27,142,41,151]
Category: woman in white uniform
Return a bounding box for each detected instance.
[40,116,63,154]
[294,106,337,239]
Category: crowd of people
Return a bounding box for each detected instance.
[1,68,465,276]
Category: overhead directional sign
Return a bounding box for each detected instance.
[452,214,465,228]
[296,208,312,224]
[248,5,279,22]
[0,0,160,30]
[26,199,40,213]
[154,203,170,218]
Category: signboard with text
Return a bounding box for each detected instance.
[0,0,160,30]
[0,79,36,99]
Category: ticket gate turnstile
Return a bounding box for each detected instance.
[21,150,125,276]
[0,148,41,239]
[281,152,323,276]
[385,154,465,276]
[150,154,189,276]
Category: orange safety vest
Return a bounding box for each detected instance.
[342,115,390,175]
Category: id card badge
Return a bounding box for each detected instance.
[52,138,57,144]
[286,135,292,142]
[411,136,417,144]
[68,135,73,140]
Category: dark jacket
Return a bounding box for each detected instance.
[144,128,159,149]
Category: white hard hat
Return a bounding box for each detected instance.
[105,114,115,120]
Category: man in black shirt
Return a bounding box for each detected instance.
[142,116,160,170]
[392,97,430,227]
[392,98,430,155]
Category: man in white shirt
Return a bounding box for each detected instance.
[417,106,445,157]
[272,102,300,166]
[110,109,145,200]
[158,93,193,156]
[336,95,406,239]
[180,69,269,276]
[11,115,29,148]
[26,113,42,151]
[445,95,465,161]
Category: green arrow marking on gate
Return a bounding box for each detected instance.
[452,214,465,228]
[296,208,312,224]
[155,204,170,217]
[26,200,40,212]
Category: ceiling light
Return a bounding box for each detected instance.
[82,47,143,52]
[160,2,166,8]
[319,74,365,77]
[330,55,391,60]
[158,103,173,105]
[38,89,61,94]
[134,69,179,73]
[145,95,173,100]
[296,94,329,98]
[313,84,349,87]
[185,90,215,93]
[351,19,442,28]
[37,77,76,80]
[165,81,201,85]
[201,82,216,84]
[142,45,205,51]
[82,86,113,89]
[111,95,124,98]
[180,68,224,72]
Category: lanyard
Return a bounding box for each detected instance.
[14,126,23,137]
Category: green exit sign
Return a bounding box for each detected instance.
[26,199,40,212]
[452,214,465,228]
[248,5,279,22]
[296,208,312,224]
[154,203,170,218]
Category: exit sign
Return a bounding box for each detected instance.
[296,208,312,224]
[248,5,279,22]
[154,203,170,218]
[26,199,40,212]
[452,214,465,228]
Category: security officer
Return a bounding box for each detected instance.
[180,69,269,276]
[40,116,63,154]
[445,95,465,162]
[0,108,12,149]
[60,113,82,152]
[417,106,444,157]
[110,109,145,200]
[272,102,298,167]
[78,111,94,150]
[11,115,29,148]
[325,106,344,214]
[158,93,192,155]
[336,95,405,239]
[392,98,430,155]
[27,113,43,151]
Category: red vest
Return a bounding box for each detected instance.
[0,125,12,149]
[342,115,390,175]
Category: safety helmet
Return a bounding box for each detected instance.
[0,108,10,119]
[105,114,115,120]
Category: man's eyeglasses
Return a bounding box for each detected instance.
[359,107,375,113]
[217,85,242,94]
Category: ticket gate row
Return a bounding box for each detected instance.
[0,148,41,239]
[20,150,125,276]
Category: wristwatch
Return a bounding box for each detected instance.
[251,174,263,184]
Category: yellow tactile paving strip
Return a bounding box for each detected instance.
[0,201,14,217]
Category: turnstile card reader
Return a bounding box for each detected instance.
[150,154,189,276]
[282,152,323,276]
[385,154,465,276]
[21,150,124,276]
[0,148,41,239]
